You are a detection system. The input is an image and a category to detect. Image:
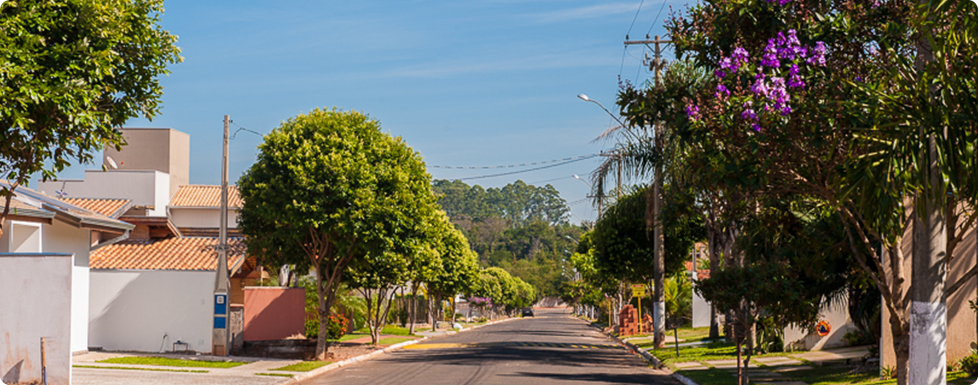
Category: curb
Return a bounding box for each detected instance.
[287,317,522,384]
[605,332,699,385]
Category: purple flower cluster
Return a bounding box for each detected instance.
[715,84,730,99]
[765,0,791,5]
[686,104,701,121]
[469,297,493,307]
[807,42,828,66]
[709,29,829,129]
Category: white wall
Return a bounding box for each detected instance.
[784,299,856,351]
[9,221,41,252]
[169,208,239,229]
[37,170,170,216]
[89,270,214,353]
[0,253,73,385]
[43,221,93,353]
[691,281,711,328]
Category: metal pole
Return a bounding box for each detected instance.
[40,337,47,385]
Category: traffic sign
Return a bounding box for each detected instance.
[632,284,646,297]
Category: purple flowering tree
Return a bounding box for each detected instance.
[610,0,965,382]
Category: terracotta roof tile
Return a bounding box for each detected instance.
[63,198,131,218]
[91,237,246,271]
[169,185,242,208]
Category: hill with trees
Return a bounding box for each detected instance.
[431,179,585,297]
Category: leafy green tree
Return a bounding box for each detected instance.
[0,0,181,235]
[238,108,435,360]
[425,212,480,329]
[345,251,409,344]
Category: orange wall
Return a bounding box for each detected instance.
[243,287,305,341]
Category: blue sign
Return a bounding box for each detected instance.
[214,294,227,315]
[214,316,226,329]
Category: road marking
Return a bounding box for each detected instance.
[404,341,623,350]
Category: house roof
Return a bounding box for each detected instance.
[90,237,246,271]
[62,198,132,218]
[0,181,134,232]
[169,185,242,208]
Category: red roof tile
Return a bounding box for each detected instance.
[169,185,242,208]
[91,237,246,271]
[62,198,131,218]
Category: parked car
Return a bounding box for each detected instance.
[521,308,534,317]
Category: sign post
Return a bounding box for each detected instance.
[632,284,647,335]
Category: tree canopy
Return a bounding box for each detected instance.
[0,0,181,235]
[238,108,436,359]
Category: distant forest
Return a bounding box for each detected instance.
[431,179,586,297]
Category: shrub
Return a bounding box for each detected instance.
[959,350,978,376]
[305,313,349,340]
[843,329,874,346]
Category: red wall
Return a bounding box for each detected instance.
[243,287,305,341]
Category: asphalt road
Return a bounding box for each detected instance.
[306,308,680,385]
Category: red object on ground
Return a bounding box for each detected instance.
[243,287,306,341]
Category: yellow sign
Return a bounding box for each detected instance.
[632,284,646,297]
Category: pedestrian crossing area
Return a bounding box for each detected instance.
[403,341,624,350]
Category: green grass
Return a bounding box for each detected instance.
[256,372,295,377]
[378,337,416,345]
[270,361,333,372]
[73,365,208,373]
[336,332,368,342]
[97,356,247,368]
[677,364,973,384]
[676,368,738,385]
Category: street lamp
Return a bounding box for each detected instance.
[573,174,602,219]
[577,94,627,129]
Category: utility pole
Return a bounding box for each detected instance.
[213,115,231,356]
[626,35,670,349]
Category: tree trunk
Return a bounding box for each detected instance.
[909,133,947,385]
[408,287,418,334]
[314,263,337,361]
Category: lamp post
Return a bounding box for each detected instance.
[574,174,602,219]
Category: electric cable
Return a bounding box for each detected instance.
[453,155,599,181]
[430,154,598,170]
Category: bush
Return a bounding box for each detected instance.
[842,329,874,346]
[305,313,349,340]
[959,350,978,376]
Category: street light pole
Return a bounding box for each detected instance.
[573,174,601,219]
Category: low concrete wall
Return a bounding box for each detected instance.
[243,287,305,341]
[0,253,73,385]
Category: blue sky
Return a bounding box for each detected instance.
[57,0,683,224]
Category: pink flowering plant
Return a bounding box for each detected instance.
[688,29,828,131]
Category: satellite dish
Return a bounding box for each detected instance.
[106,156,119,169]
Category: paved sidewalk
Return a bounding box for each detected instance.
[72,320,513,385]
[73,351,302,385]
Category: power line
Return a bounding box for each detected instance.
[626,0,646,38]
[454,155,599,181]
[646,0,669,36]
[229,121,263,140]
[430,154,599,170]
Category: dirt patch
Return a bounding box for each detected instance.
[325,342,385,361]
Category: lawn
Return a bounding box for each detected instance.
[678,366,973,385]
[662,342,976,385]
[97,356,247,368]
[335,324,419,342]
[270,361,333,372]
[73,365,208,373]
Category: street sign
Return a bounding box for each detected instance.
[632,284,646,297]
[816,320,831,337]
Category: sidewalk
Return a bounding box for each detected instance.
[72,319,516,385]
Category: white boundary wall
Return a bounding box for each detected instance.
[0,253,73,385]
[89,270,214,353]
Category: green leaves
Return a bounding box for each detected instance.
[0,0,180,218]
